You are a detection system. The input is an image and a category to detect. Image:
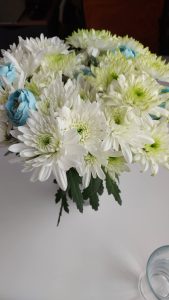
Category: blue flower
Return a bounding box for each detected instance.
[82,67,93,76]
[119,45,136,58]
[0,63,16,86]
[5,89,36,126]
[160,87,169,94]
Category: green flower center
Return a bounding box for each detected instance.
[105,71,118,88]
[125,84,153,111]
[144,139,161,154]
[85,153,96,164]
[37,133,52,148]
[36,133,60,153]
[113,112,123,125]
[39,100,50,114]
[110,109,125,125]
[108,156,123,166]
[133,87,145,97]
[73,121,89,142]
[111,72,118,80]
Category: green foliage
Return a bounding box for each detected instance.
[55,189,69,226]
[83,176,104,210]
[55,168,84,225]
[55,168,122,225]
[67,168,83,213]
[105,172,122,205]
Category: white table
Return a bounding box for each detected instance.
[0,147,168,300]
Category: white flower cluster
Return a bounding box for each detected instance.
[1,29,169,198]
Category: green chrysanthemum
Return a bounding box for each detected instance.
[135,52,169,82]
[105,155,129,181]
[41,52,79,77]
[134,121,169,175]
[90,51,133,91]
[66,29,116,52]
[25,80,41,98]
[111,73,164,113]
[112,35,149,58]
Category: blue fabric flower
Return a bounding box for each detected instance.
[160,87,169,94]
[82,67,93,76]
[119,45,136,58]
[5,89,36,126]
[0,63,16,86]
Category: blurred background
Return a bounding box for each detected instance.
[0,0,169,54]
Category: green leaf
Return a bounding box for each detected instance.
[67,168,83,213]
[105,172,122,205]
[98,180,104,196]
[62,196,69,214]
[55,188,69,226]
[83,176,103,210]
[55,188,65,204]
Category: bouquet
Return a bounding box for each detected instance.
[1,29,169,225]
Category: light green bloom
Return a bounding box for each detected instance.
[90,51,133,91]
[108,73,164,113]
[66,29,115,51]
[102,106,153,163]
[134,52,169,82]
[105,155,129,181]
[112,35,149,58]
[134,121,169,175]
[41,52,79,77]
[25,80,41,98]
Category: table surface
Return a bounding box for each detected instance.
[0,146,168,300]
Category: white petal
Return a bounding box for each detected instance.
[102,137,112,151]
[30,168,41,182]
[121,144,132,163]
[82,169,91,188]
[95,164,105,180]
[38,165,52,181]
[20,149,36,157]
[9,143,27,153]
[53,165,67,191]
[18,126,31,134]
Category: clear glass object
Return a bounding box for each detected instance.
[139,245,169,300]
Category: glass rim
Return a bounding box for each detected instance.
[146,245,169,300]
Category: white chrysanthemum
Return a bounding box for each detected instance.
[106,73,163,113]
[25,68,56,98]
[66,29,117,56]
[75,75,97,102]
[38,73,79,114]
[104,153,130,181]
[102,106,154,163]
[2,35,68,77]
[19,34,68,56]
[133,121,169,175]
[9,110,84,190]
[58,100,107,152]
[80,149,108,188]
[2,44,38,78]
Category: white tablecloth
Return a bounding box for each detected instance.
[0,147,168,300]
